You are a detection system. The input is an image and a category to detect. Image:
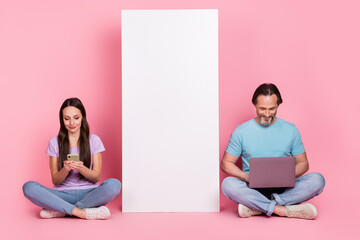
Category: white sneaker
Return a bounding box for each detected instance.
[85,206,111,220]
[238,204,262,218]
[40,209,66,219]
[285,203,317,220]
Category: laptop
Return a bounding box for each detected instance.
[249,157,296,188]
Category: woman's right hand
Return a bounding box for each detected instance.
[50,156,71,185]
[63,160,73,172]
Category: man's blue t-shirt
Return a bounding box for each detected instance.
[225,118,305,173]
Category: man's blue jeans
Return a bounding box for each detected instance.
[23,178,121,215]
[222,172,325,216]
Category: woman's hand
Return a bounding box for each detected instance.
[74,153,102,183]
[69,161,85,172]
[63,161,73,172]
[50,156,72,185]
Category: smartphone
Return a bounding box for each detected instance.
[67,154,79,161]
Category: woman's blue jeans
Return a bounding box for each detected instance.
[23,178,121,215]
[222,172,325,216]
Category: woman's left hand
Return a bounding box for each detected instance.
[70,161,85,172]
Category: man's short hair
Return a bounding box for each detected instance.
[252,83,283,105]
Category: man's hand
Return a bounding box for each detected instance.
[221,152,250,182]
[243,172,250,183]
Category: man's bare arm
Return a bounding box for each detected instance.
[220,152,250,182]
[294,152,309,178]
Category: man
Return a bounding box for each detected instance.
[221,83,325,220]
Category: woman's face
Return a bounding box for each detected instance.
[62,106,83,134]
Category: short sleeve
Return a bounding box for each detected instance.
[90,134,105,154]
[225,129,243,157]
[291,126,305,155]
[46,136,59,157]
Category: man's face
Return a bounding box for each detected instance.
[255,94,278,127]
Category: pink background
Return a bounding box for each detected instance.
[0,0,358,239]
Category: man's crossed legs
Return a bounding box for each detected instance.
[222,172,325,219]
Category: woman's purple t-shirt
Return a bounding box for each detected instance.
[46,134,105,190]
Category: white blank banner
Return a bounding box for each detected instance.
[122,10,219,212]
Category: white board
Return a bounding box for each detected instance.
[122,10,219,212]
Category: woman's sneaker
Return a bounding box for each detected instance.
[285,203,317,220]
[238,204,262,218]
[85,206,111,220]
[40,209,66,219]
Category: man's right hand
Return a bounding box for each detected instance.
[221,152,250,183]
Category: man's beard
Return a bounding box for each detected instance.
[259,115,275,127]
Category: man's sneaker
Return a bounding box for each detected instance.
[40,209,66,219]
[85,206,111,220]
[238,204,262,218]
[285,203,317,220]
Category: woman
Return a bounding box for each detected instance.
[23,98,121,219]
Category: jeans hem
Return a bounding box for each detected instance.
[267,200,276,216]
[272,193,283,205]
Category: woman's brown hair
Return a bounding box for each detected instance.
[57,98,91,174]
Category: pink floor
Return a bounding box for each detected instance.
[6,187,357,240]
